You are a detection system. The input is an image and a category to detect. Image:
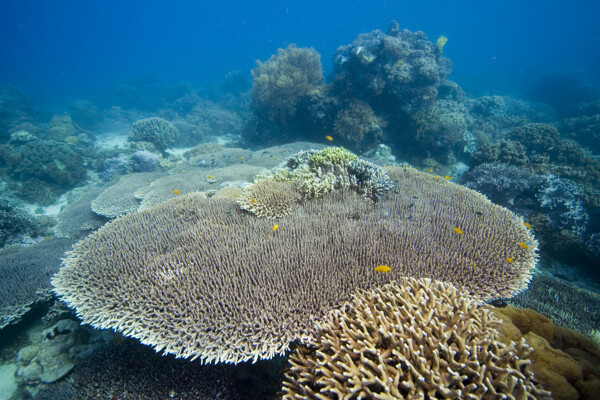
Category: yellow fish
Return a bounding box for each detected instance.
[444,175,451,180]
[519,242,529,249]
[272,224,279,232]
[173,189,180,195]
[453,227,463,235]
[375,265,391,273]
[207,175,215,179]
[428,169,434,173]
[436,35,448,50]
[181,170,186,173]
[147,179,151,182]
[473,263,477,268]
[523,222,531,229]
[505,257,514,263]
[240,156,245,160]
[433,175,440,180]
[251,198,257,203]
[325,135,333,141]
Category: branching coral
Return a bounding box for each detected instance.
[52,167,537,364]
[283,278,551,399]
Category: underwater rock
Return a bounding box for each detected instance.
[100,153,128,181]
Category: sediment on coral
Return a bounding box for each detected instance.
[52,167,537,364]
[128,117,178,151]
[283,278,551,399]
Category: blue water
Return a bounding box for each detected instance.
[1,0,599,107]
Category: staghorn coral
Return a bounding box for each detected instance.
[52,167,537,364]
[283,278,550,399]
[1,238,73,330]
[237,179,300,219]
[128,117,178,151]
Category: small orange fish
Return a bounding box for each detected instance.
[453,227,463,235]
[519,242,529,249]
[505,257,514,263]
[444,175,451,180]
[433,176,440,180]
[428,169,434,173]
[251,198,257,203]
[375,265,391,273]
[173,189,180,195]
[523,222,531,229]
[325,135,333,141]
[272,224,279,232]
[207,175,215,179]
[240,156,245,160]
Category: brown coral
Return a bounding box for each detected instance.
[282,278,551,399]
[52,168,537,364]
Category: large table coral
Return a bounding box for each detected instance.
[52,167,537,364]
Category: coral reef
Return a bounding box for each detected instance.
[9,138,88,204]
[332,21,451,114]
[283,278,550,399]
[91,172,167,218]
[128,117,178,152]
[54,187,108,239]
[278,147,393,201]
[0,199,41,247]
[0,238,73,330]
[561,99,600,153]
[44,115,79,142]
[332,99,385,151]
[100,153,128,181]
[69,100,101,130]
[53,167,536,364]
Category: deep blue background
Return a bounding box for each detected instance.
[1,0,599,108]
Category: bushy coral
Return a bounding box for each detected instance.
[246,45,324,144]
[332,100,385,151]
[128,117,178,151]
[332,21,451,114]
[44,115,79,141]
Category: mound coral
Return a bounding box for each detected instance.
[128,117,178,151]
[9,139,88,204]
[52,167,537,364]
[283,278,551,399]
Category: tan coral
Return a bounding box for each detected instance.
[52,167,537,364]
[283,278,551,399]
[237,179,301,218]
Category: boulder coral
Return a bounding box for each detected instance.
[128,117,178,152]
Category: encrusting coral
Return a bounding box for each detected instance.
[282,278,551,399]
[52,166,537,364]
[237,179,301,219]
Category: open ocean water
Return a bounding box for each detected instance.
[1,1,599,399]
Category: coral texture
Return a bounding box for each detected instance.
[128,117,178,151]
[237,179,300,218]
[52,167,537,364]
[283,278,550,399]
[1,238,73,329]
